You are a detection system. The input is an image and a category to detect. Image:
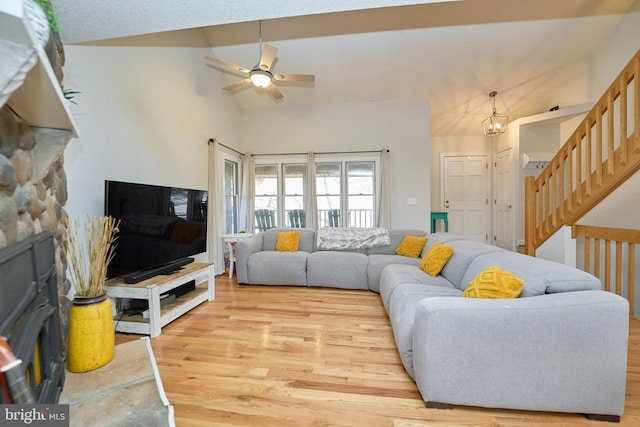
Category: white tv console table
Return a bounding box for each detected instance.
[105,262,214,338]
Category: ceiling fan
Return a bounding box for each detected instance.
[205,21,315,100]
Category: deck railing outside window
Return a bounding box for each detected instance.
[316,209,373,228]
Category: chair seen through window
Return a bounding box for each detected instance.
[255,209,276,232]
[288,209,306,228]
[328,209,340,227]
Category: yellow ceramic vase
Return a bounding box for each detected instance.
[67,294,115,373]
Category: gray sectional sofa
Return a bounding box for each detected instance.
[236,228,427,291]
[235,229,629,421]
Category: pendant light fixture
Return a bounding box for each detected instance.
[482,91,509,136]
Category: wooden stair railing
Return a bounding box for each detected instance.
[525,49,640,256]
[572,225,639,316]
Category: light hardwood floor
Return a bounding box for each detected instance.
[116,275,640,426]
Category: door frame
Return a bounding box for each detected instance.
[439,152,493,241]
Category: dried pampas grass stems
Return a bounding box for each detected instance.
[60,216,120,298]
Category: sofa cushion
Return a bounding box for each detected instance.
[420,233,466,257]
[395,235,428,258]
[463,266,524,299]
[419,242,454,276]
[307,251,369,290]
[367,254,421,293]
[379,264,455,312]
[462,252,602,297]
[247,251,308,286]
[262,228,315,252]
[439,240,506,290]
[385,282,462,379]
[276,230,300,252]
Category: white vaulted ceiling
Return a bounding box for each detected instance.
[54,0,640,136]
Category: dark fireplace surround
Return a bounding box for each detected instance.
[0,231,65,403]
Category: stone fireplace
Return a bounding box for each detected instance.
[0,0,74,401]
[0,105,72,341]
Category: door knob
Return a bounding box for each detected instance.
[445,200,450,209]
[505,204,512,208]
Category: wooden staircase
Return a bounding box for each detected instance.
[524,49,640,313]
[525,48,640,254]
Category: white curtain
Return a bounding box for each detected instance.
[208,139,226,275]
[305,151,317,230]
[377,149,391,228]
[239,154,255,233]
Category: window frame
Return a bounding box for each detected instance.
[224,159,239,234]
[220,147,242,234]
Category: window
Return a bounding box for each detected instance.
[224,160,238,234]
[347,161,375,228]
[315,160,375,228]
[254,164,279,227]
[253,154,379,230]
[316,163,341,227]
[283,164,306,227]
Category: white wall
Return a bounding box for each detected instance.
[240,99,431,231]
[581,6,640,230]
[589,4,640,100]
[537,226,576,266]
[62,44,241,218]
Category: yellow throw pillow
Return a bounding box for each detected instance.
[419,242,454,276]
[463,266,524,299]
[276,230,300,252]
[395,235,428,258]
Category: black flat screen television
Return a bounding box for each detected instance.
[104,180,208,280]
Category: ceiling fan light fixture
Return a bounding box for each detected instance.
[250,69,272,88]
[482,91,509,136]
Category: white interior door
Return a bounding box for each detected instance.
[494,147,515,250]
[441,154,490,242]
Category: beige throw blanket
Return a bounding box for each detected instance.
[316,227,390,250]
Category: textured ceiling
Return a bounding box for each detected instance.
[54,0,640,136]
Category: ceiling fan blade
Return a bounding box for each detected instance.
[205,56,250,74]
[222,79,252,91]
[259,45,277,71]
[206,64,249,80]
[274,73,315,83]
[265,84,284,100]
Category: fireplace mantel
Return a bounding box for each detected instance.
[0,1,78,136]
